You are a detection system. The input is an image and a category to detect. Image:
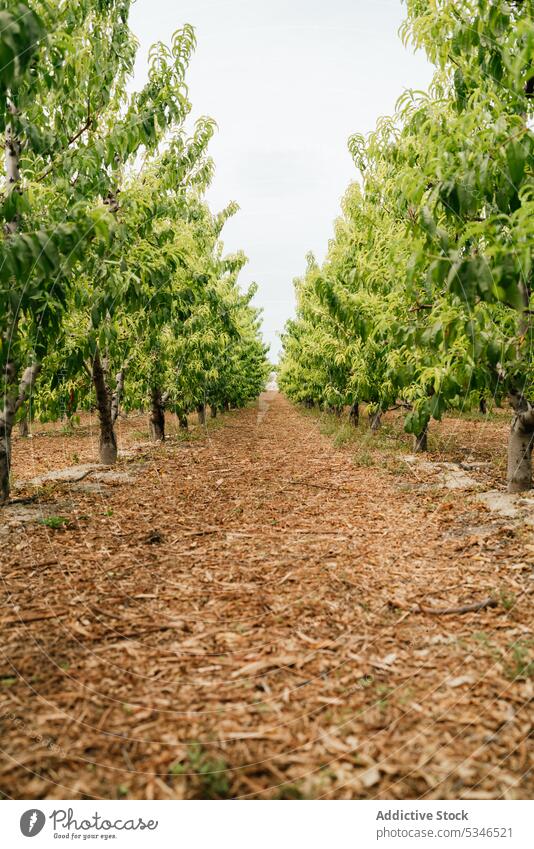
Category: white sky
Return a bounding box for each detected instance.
[129,0,433,359]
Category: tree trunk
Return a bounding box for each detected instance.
[197,403,206,425]
[0,364,40,503]
[178,413,188,430]
[0,108,23,500]
[479,397,487,415]
[92,350,117,465]
[18,410,29,437]
[210,405,218,419]
[349,402,359,426]
[507,408,534,492]
[414,424,428,453]
[149,387,165,442]
[0,417,12,505]
[369,411,382,432]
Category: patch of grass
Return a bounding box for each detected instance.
[273,783,306,800]
[318,416,340,438]
[505,640,534,680]
[498,589,516,611]
[375,683,392,713]
[452,406,509,423]
[385,457,410,476]
[354,449,375,467]
[60,417,79,435]
[169,743,231,799]
[39,515,69,529]
[332,423,358,448]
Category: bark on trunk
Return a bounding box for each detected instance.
[369,411,382,432]
[414,424,428,453]
[5,112,21,236]
[349,402,359,427]
[92,350,117,465]
[210,405,218,419]
[507,407,534,492]
[111,369,125,425]
[149,387,165,442]
[197,403,206,425]
[0,363,40,503]
[0,107,24,500]
[18,413,28,437]
[479,397,487,415]
[0,418,12,504]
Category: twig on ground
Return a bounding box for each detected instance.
[415,597,498,616]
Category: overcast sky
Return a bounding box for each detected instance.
[129,0,433,359]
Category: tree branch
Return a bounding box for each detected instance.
[36,116,93,183]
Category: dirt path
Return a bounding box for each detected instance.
[1,392,532,799]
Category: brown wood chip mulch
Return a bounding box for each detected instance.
[0,392,532,799]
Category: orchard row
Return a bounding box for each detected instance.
[279,0,534,491]
[0,1,269,503]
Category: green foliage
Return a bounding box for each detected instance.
[169,743,231,799]
[280,0,534,458]
[505,640,534,681]
[39,515,69,529]
[1,0,268,485]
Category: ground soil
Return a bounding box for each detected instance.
[0,393,532,799]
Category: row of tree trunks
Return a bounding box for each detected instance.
[349,401,428,451]
[149,399,225,442]
[4,387,534,497]
[148,399,229,443]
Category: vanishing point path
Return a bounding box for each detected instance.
[1,393,532,798]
